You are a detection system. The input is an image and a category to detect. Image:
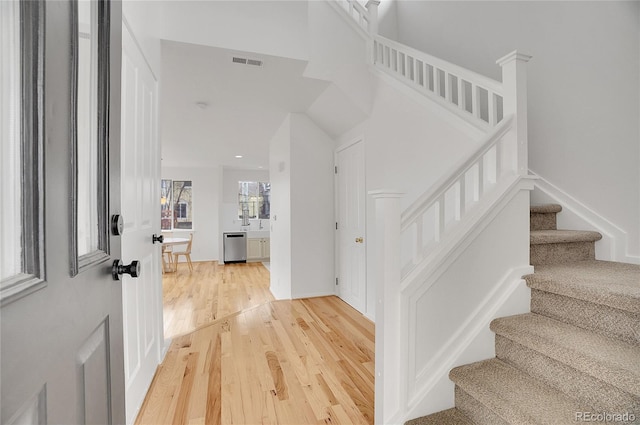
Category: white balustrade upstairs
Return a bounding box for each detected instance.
[374,35,504,131]
[333,0,374,34]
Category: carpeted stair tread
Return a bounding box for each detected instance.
[531,289,640,346]
[405,408,473,425]
[495,335,640,415]
[530,204,562,214]
[491,313,640,396]
[530,229,602,245]
[526,260,640,314]
[450,358,602,424]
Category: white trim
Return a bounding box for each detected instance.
[531,170,639,264]
[409,267,532,406]
[401,176,535,294]
[326,0,371,41]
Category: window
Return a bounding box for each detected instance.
[1,0,45,303]
[238,181,270,220]
[160,179,193,230]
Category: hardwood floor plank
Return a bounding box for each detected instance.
[137,262,374,425]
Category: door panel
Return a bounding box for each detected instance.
[1,1,125,424]
[120,22,163,425]
[336,140,366,313]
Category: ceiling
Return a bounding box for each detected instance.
[160,40,330,169]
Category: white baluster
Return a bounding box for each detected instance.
[458,78,465,110]
[488,92,497,126]
[458,178,466,220]
[473,84,482,119]
[477,159,484,198]
[445,73,452,102]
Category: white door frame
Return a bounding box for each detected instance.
[334,137,367,314]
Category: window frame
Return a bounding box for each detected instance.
[0,0,46,305]
[69,0,111,277]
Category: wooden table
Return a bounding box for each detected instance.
[162,237,189,273]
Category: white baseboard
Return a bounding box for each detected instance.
[530,170,639,264]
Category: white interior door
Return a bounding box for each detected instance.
[121,22,163,425]
[336,139,366,313]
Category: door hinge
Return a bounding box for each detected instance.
[334,166,337,174]
[335,222,338,230]
[335,277,339,286]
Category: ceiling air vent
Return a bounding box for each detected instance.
[232,56,263,67]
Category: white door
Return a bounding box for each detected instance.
[121,23,163,425]
[1,2,126,423]
[336,140,367,313]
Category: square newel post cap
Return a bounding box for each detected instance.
[366,0,381,8]
[496,50,533,66]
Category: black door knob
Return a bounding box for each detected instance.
[152,234,164,244]
[112,260,140,280]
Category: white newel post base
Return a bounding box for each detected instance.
[370,189,404,425]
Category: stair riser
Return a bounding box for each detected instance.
[454,386,509,425]
[530,212,557,231]
[531,289,640,346]
[530,241,595,265]
[495,335,638,417]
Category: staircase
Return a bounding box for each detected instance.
[407,204,640,425]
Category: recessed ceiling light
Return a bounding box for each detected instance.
[235,155,243,159]
[258,166,264,169]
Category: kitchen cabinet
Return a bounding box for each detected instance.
[247,237,270,261]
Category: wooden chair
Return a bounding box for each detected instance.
[161,245,173,274]
[173,233,193,272]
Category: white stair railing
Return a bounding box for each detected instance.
[374,35,503,131]
[330,1,532,423]
[399,115,514,278]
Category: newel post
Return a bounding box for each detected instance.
[497,51,532,176]
[365,0,380,36]
[370,189,404,425]
[365,0,380,65]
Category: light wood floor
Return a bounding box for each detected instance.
[140,262,375,425]
[163,262,275,339]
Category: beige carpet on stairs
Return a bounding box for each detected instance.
[406,203,640,425]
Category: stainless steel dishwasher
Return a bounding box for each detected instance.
[223,232,247,263]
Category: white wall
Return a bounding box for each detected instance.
[394,1,640,259]
[269,113,336,300]
[269,117,292,300]
[159,1,309,61]
[161,166,220,262]
[290,114,336,299]
[122,0,162,75]
[337,75,480,318]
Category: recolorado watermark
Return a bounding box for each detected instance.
[575,411,636,423]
